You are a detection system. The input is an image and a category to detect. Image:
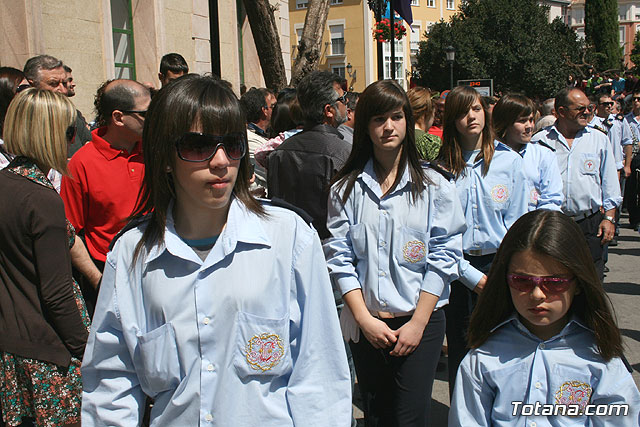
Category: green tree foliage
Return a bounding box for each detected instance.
[415,0,582,98]
[629,32,640,73]
[585,0,621,70]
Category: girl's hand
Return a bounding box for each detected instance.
[389,320,425,357]
[359,315,398,349]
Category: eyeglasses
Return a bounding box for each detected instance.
[598,101,614,107]
[16,84,31,93]
[507,274,575,294]
[121,110,147,118]
[175,132,246,162]
[334,93,348,105]
[567,105,594,114]
[633,97,640,102]
[66,124,77,143]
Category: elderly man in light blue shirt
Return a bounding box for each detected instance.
[532,88,621,279]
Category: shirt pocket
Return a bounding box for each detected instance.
[579,153,599,175]
[349,223,367,260]
[394,226,428,272]
[234,311,293,379]
[549,364,593,422]
[483,362,529,423]
[135,322,181,396]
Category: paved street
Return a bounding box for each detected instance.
[354,213,640,426]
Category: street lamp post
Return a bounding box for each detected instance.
[445,45,455,90]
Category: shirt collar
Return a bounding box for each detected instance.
[491,312,592,341]
[145,197,272,265]
[248,122,267,137]
[92,127,142,160]
[5,156,54,190]
[360,158,411,198]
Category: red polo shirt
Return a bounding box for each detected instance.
[61,127,144,262]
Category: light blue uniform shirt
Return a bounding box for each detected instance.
[455,142,528,288]
[624,112,640,152]
[450,315,640,426]
[81,198,351,426]
[507,142,564,212]
[532,125,622,215]
[324,160,465,321]
[588,115,630,170]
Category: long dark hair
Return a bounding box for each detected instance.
[468,210,623,361]
[131,74,264,263]
[331,79,428,203]
[438,86,494,178]
[493,93,536,142]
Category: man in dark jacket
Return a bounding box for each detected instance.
[267,71,350,239]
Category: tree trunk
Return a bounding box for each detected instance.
[242,0,288,91]
[290,0,332,86]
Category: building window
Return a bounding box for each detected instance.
[331,65,346,77]
[620,26,626,48]
[447,0,454,10]
[410,24,421,56]
[111,0,136,80]
[411,0,419,6]
[330,25,345,55]
[427,0,435,7]
[576,27,585,40]
[330,0,343,4]
[296,0,308,9]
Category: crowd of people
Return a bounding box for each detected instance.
[0,51,639,427]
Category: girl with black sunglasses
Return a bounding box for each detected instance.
[81,75,351,426]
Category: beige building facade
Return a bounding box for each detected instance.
[569,0,640,68]
[289,0,458,91]
[0,0,291,119]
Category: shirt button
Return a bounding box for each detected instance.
[474,225,480,229]
[203,317,210,325]
[207,364,214,372]
[535,382,542,389]
[530,423,536,427]
[379,271,386,277]
[131,168,135,172]
[381,210,388,215]
[381,302,387,307]
[380,241,386,247]
[205,413,213,422]
[539,343,545,349]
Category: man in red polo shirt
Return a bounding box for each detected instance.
[61,79,150,310]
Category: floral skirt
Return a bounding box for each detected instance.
[0,280,90,427]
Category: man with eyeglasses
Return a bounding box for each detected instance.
[61,79,151,315]
[532,88,622,281]
[623,91,640,231]
[267,71,350,240]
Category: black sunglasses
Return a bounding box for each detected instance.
[16,84,31,93]
[175,132,246,162]
[334,93,348,105]
[598,101,614,107]
[121,110,147,118]
[633,97,640,102]
[66,124,77,143]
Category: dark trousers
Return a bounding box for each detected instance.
[350,309,445,427]
[444,253,494,398]
[624,155,640,226]
[576,211,605,281]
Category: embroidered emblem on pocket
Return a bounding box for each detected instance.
[245,333,285,372]
[491,184,509,203]
[554,380,592,413]
[583,159,596,173]
[530,188,540,204]
[403,240,426,263]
